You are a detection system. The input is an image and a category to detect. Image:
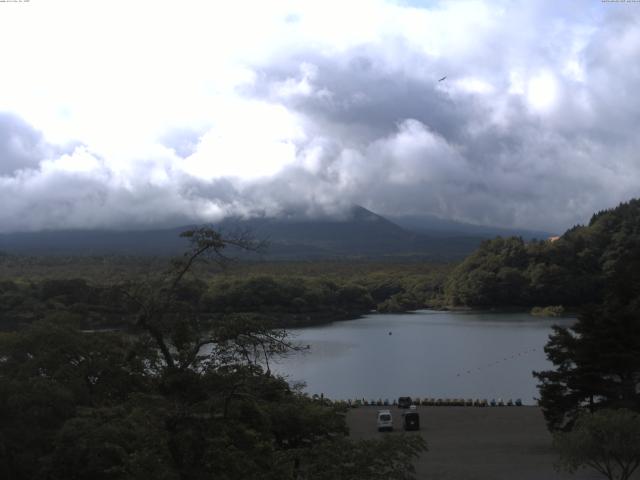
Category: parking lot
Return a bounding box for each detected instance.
[346,406,605,480]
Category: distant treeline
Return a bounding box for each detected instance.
[445,199,640,309]
[2,199,639,331]
[0,262,452,331]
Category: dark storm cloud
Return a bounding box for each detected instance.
[234,5,640,231]
[0,165,219,233]
[248,46,467,144]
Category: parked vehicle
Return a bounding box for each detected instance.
[398,396,412,409]
[377,410,393,432]
[402,411,420,431]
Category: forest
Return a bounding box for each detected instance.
[0,228,427,480]
[0,257,452,332]
[445,199,640,310]
[1,200,640,479]
[2,198,639,335]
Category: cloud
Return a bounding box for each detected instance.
[0,1,639,233]
[0,113,57,175]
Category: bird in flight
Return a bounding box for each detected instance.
[438,76,447,82]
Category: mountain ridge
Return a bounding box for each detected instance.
[0,206,551,260]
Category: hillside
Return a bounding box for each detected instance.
[0,206,502,260]
[389,213,553,240]
[444,199,640,308]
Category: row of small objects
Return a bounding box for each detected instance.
[331,397,523,407]
[456,348,538,377]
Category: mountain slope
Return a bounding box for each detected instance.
[0,206,506,260]
[0,227,191,256]
[389,213,554,240]
[444,198,640,307]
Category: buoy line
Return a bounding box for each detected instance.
[454,347,539,378]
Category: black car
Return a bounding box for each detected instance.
[398,396,412,409]
[402,411,420,431]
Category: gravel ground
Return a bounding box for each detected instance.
[346,406,615,480]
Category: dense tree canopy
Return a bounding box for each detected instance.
[0,259,453,333]
[0,228,426,480]
[445,199,640,309]
[553,409,640,480]
[534,300,640,431]
[532,200,640,430]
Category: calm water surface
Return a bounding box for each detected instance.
[272,310,574,405]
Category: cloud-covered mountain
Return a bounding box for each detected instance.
[0,1,639,234]
[0,206,550,260]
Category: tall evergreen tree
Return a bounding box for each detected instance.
[534,301,640,430]
[534,218,640,431]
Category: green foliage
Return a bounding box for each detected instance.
[531,305,565,317]
[553,409,640,480]
[39,278,98,303]
[534,299,640,431]
[376,293,417,313]
[358,267,450,312]
[0,319,424,480]
[0,318,153,406]
[202,276,375,324]
[46,402,177,480]
[444,237,530,306]
[297,434,426,480]
[0,376,76,479]
[0,260,454,332]
[446,199,640,308]
[0,228,426,480]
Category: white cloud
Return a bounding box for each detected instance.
[452,77,496,95]
[0,0,638,233]
[526,71,559,112]
[181,99,304,180]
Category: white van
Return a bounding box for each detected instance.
[377,409,393,432]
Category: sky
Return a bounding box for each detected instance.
[0,0,639,233]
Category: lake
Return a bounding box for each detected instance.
[272,310,574,405]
